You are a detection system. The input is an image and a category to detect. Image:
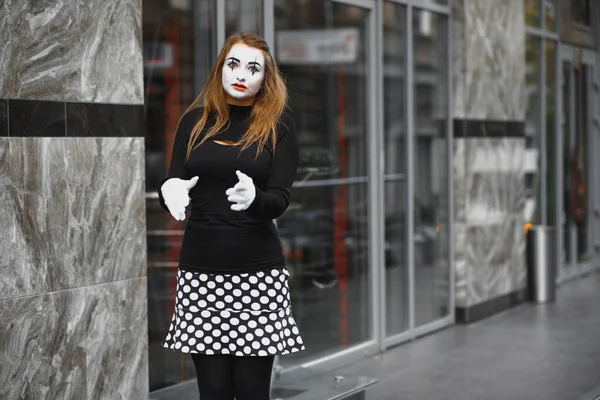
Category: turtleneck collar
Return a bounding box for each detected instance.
[228,104,253,118]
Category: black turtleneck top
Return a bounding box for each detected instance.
[158,105,299,273]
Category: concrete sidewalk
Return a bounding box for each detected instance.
[335,272,600,400]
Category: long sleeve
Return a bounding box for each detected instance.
[157,110,196,212]
[247,114,300,220]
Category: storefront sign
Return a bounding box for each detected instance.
[276,28,359,65]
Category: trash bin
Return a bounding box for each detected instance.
[526,226,557,304]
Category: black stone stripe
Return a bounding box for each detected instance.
[453,119,525,138]
[66,102,143,137]
[1,99,143,137]
[455,288,526,324]
[0,100,7,136]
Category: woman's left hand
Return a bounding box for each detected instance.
[226,170,257,211]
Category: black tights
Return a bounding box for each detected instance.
[191,353,275,400]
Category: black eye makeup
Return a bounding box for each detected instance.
[225,55,263,75]
[248,57,262,76]
[226,56,240,71]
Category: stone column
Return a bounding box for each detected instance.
[452,0,528,322]
[0,1,148,399]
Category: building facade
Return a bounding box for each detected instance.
[0,0,598,398]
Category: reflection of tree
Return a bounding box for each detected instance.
[524,0,539,26]
[298,146,337,169]
[295,146,340,185]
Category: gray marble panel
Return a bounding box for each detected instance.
[0,138,146,301]
[453,138,527,307]
[452,0,468,121]
[77,0,143,104]
[453,140,469,308]
[0,0,142,104]
[453,0,526,120]
[0,278,148,400]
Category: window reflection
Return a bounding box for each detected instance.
[574,65,590,260]
[274,0,371,363]
[226,0,262,35]
[545,42,556,226]
[570,0,591,25]
[412,9,450,326]
[543,0,557,30]
[525,0,540,27]
[525,36,541,224]
[562,60,572,263]
[382,1,408,336]
[143,0,216,391]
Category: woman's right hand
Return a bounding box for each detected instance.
[161,177,199,221]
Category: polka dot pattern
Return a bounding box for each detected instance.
[163,268,305,356]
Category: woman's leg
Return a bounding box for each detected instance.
[232,355,275,400]
[190,353,235,400]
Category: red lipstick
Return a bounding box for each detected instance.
[231,83,247,91]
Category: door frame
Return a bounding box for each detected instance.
[556,44,598,283]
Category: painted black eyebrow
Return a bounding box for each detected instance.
[248,61,262,68]
[226,56,240,63]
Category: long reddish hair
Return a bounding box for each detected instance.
[184,33,288,160]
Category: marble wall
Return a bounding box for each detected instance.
[452,0,528,311]
[0,0,147,399]
[0,0,143,103]
[453,138,527,308]
[0,138,148,400]
[0,138,146,299]
[453,0,525,120]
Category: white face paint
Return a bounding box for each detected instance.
[222,44,265,101]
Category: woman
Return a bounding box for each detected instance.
[158,33,305,400]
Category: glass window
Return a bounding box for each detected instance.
[226,0,262,36]
[570,0,591,25]
[525,0,540,26]
[274,0,372,364]
[543,0,557,30]
[143,0,216,391]
[545,41,556,227]
[412,9,451,327]
[525,36,541,223]
[574,64,591,260]
[561,59,573,263]
[382,2,408,336]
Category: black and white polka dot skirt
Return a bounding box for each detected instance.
[163,267,305,357]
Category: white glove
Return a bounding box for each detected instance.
[226,170,256,211]
[161,176,199,221]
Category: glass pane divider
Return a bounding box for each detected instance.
[373,0,388,353]
[216,0,225,50]
[405,3,416,336]
[446,0,455,320]
[263,0,275,54]
[525,26,559,39]
[540,37,548,226]
[408,0,451,15]
[330,0,376,10]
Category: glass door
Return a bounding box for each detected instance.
[272,0,379,368]
[411,8,451,329]
[558,45,596,281]
[384,2,452,345]
[382,0,409,339]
